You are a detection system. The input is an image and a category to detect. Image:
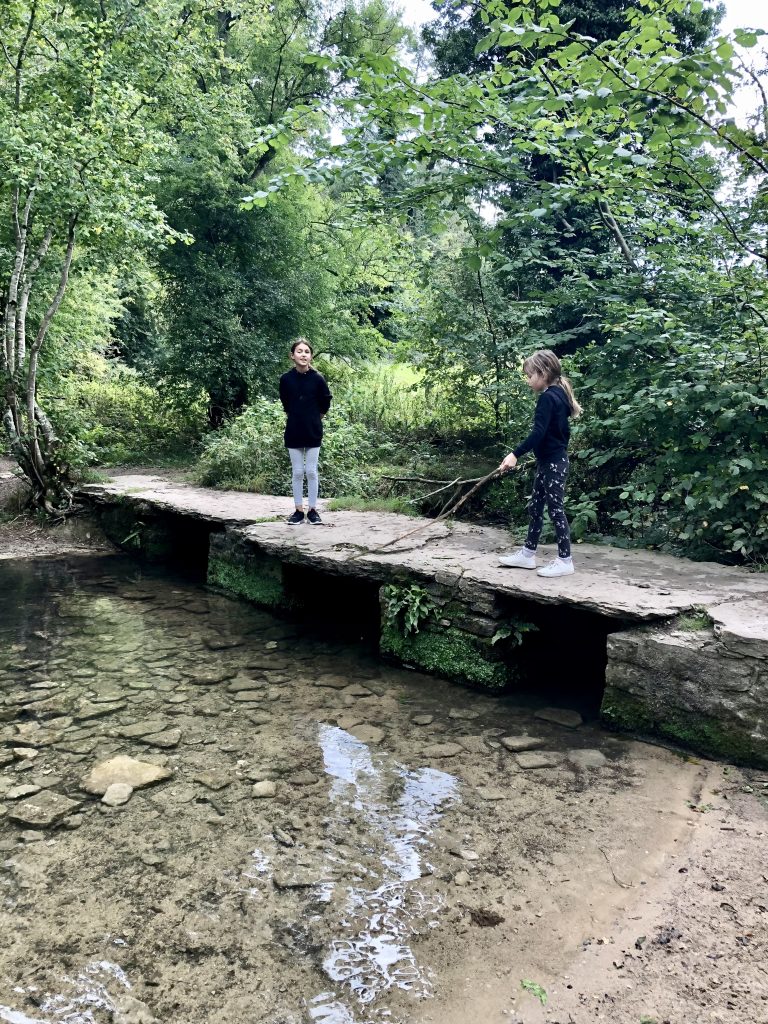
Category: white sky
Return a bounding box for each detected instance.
[397,0,768,34]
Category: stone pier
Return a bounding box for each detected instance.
[81,475,768,766]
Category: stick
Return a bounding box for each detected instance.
[344,467,504,562]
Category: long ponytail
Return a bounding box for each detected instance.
[522,349,582,418]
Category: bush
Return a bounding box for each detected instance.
[197,399,380,497]
[42,363,205,467]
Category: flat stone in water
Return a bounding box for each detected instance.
[228,677,267,692]
[195,771,231,791]
[77,701,126,720]
[231,691,265,703]
[191,668,235,686]
[204,637,243,650]
[457,735,487,755]
[341,683,373,698]
[501,735,546,753]
[411,714,433,726]
[81,755,173,795]
[449,708,480,721]
[516,751,562,770]
[289,770,319,786]
[314,674,349,690]
[348,724,385,745]
[140,728,182,749]
[569,748,609,769]
[6,784,42,800]
[247,712,273,727]
[9,790,81,828]
[118,719,170,738]
[476,786,507,801]
[102,783,133,807]
[423,742,463,758]
[335,713,363,731]
[534,707,583,729]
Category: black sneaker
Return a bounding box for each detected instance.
[307,509,322,525]
[287,510,305,525]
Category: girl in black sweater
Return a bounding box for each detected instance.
[279,338,332,525]
[498,350,582,577]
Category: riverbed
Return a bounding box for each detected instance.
[1,552,766,1024]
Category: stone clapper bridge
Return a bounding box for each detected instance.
[81,475,768,767]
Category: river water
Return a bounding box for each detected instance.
[0,553,679,1024]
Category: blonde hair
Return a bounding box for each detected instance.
[523,349,582,419]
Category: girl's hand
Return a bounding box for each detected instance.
[499,453,517,473]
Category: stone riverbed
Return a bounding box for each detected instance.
[1,554,767,1024]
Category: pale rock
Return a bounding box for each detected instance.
[81,755,172,795]
[252,780,277,798]
[102,783,133,806]
[411,714,433,726]
[422,742,463,758]
[194,771,231,791]
[500,735,546,753]
[475,786,507,801]
[449,708,480,721]
[349,724,385,745]
[569,748,609,768]
[118,719,170,739]
[516,751,562,770]
[454,870,471,886]
[7,784,42,800]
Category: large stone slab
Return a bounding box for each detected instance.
[81,755,173,795]
[603,625,768,767]
[9,790,81,828]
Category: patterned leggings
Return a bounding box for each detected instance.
[525,455,571,559]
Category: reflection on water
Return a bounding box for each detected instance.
[316,726,458,1018]
[0,962,133,1024]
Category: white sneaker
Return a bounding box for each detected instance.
[498,548,537,569]
[537,557,575,578]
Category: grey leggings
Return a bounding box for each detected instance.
[525,455,571,558]
[288,447,320,508]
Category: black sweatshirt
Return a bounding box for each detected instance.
[513,384,571,462]
[279,367,332,449]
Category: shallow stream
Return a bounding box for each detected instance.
[0,554,679,1024]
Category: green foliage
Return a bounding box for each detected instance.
[381,583,438,635]
[197,399,378,498]
[45,364,204,468]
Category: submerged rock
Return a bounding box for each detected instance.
[422,742,463,758]
[9,790,81,828]
[534,707,583,729]
[515,751,562,770]
[500,735,546,753]
[411,714,434,726]
[348,724,385,745]
[81,755,173,795]
[140,728,182,749]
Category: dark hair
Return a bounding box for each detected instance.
[290,337,313,354]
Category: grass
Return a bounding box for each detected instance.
[325,495,419,515]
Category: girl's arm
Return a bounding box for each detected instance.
[279,374,290,413]
[318,375,332,415]
[498,393,554,471]
[513,392,554,458]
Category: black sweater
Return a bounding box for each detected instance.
[513,385,571,462]
[279,367,332,448]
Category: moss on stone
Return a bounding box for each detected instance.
[601,686,768,767]
[208,554,298,613]
[380,622,508,691]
